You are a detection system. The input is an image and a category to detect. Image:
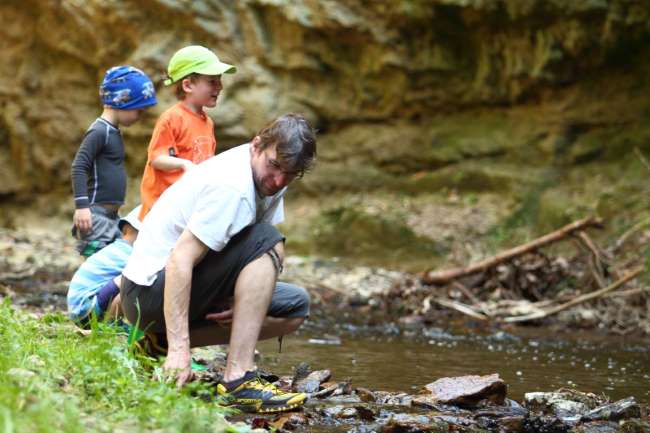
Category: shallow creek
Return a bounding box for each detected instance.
[257,327,650,404]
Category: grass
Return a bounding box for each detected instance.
[0,299,243,433]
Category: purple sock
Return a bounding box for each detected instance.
[96,279,120,315]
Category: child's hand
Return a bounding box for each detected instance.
[73,208,92,233]
[181,160,195,172]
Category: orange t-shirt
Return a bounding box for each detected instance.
[139,102,217,220]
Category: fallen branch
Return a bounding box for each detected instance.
[422,217,604,285]
[614,217,650,252]
[310,382,342,399]
[501,267,644,323]
[452,281,482,305]
[435,298,489,321]
[603,287,650,299]
[634,147,650,172]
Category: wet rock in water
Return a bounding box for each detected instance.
[488,331,521,342]
[524,391,602,425]
[269,412,309,430]
[307,335,342,345]
[522,415,572,433]
[475,398,528,418]
[373,391,413,406]
[573,421,619,433]
[326,394,362,404]
[581,397,641,422]
[495,415,526,433]
[433,414,479,429]
[355,387,376,402]
[524,390,604,414]
[413,374,507,408]
[398,314,425,329]
[293,369,331,393]
[311,381,342,398]
[340,407,358,419]
[292,362,311,384]
[354,405,378,421]
[274,375,293,392]
[332,380,353,397]
[421,327,456,340]
[321,405,346,418]
[619,419,650,432]
[380,413,448,433]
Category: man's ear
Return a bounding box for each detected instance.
[251,136,262,151]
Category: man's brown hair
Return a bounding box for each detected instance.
[256,113,317,177]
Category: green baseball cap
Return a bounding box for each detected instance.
[164,45,236,86]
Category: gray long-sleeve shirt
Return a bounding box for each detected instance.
[71,118,127,209]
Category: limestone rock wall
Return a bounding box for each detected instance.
[0,0,649,199]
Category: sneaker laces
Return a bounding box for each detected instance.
[249,374,283,395]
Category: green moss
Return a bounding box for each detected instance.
[294,204,442,270]
[401,163,528,194]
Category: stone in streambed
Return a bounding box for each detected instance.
[581,397,641,422]
[413,374,507,408]
[294,369,332,393]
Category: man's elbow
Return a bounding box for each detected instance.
[166,250,194,275]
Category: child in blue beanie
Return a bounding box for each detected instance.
[71,66,157,257]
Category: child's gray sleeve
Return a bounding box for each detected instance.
[71,129,105,209]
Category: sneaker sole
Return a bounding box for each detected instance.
[258,401,304,413]
[228,399,306,414]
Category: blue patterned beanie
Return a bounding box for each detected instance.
[99,66,157,110]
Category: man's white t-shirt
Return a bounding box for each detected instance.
[122,143,285,286]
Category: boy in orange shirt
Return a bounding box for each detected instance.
[139,45,236,220]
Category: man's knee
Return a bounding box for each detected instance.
[285,316,305,333]
[272,240,285,262]
[293,285,310,316]
[267,240,285,276]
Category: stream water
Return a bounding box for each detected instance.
[257,327,650,404]
[8,281,650,407]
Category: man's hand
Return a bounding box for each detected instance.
[73,208,92,234]
[205,308,233,327]
[163,349,193,387]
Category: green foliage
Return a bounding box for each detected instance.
[0,300,230,433]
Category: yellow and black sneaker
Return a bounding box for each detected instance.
[216,370,307,413]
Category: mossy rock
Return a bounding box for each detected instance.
[536,188,595,233]
[297,204,442,269]
[401,163,533,194]
[296,161,399,195]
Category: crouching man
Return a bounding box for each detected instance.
[120,113,316,413]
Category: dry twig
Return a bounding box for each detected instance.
[435,298,489,321]
[501,267,644,323]
[422,217,604,285]
[634,147,650,172]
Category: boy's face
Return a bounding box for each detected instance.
[116,109,145,126]
[183,75,222,108]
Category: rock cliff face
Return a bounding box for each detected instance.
[0,0,649,199]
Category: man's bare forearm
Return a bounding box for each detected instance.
[164,253,194,354]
